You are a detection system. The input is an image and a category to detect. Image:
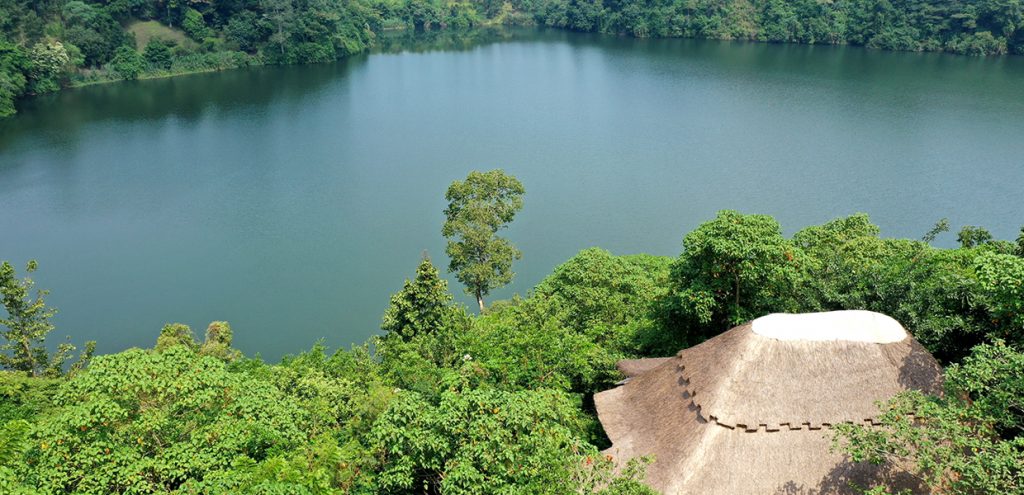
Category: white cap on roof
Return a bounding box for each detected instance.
[751,310,907,343]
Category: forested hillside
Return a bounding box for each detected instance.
[529,0,1024,54]
[2,0,1022,117]
[2,209,1023,494]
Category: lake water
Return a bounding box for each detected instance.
[2,29,1022,361]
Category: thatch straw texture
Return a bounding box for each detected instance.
[595,311,943,495]
[617,357,674,378]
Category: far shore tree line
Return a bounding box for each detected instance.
[3,0,1024,117]
[2,169,1024,494]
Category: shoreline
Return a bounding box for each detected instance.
[68,65,239,89]
[8,26,1021,117]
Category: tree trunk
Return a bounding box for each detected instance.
[21,337,35,377]
[477,292,485,313]
[734,273,741,309]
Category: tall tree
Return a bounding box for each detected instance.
[260,0,294,55]
[0,40,29,117]
[661,210,804,341]
[442,169,525,311]
[26,41,70,94]
[0,260,56,376]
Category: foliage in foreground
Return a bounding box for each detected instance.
[834,341,1024,495]
[2,210,1023,493]
[1,340,655,494]
[21,346,307,494]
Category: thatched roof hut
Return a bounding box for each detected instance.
[595,310,943,495]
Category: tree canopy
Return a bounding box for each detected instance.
[381,257,461,342]
[661,210,804,344]
[442,169,525,311]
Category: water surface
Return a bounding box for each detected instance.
[2,29,1022,360]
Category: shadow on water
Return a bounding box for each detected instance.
[0,56,368,155]
[372,26,606,54]
[6,28,1020,153]
[374,26,530,54]
[564,33,1024,87]
[0,27,560,159]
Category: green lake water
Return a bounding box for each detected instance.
[2,29,1023,360]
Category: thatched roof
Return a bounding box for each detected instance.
[595,310,943,495]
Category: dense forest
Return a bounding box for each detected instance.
[1,171,1023,493]
[2,0,1023,116]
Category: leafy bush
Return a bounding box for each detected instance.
[0,419,36,495]
[186,344,397,493]
[377,258,468,397]
[225,11,270,53]
[460,247,672,394]
[0,372,59,423]
[109,45,144,80]
[170,50,255,73]
[533,248,670,336]
[143,39,172,70]
[61,1,128,66]
[381,258,466,343]
[531,248,675,355]
[370,387,589,494]
[20,346,306,493]
[27,41,71,94]
[465,303,616,392]
[182,8,210,41]
[947,31,1008,55]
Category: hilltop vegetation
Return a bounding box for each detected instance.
[2,200,1023,493]
[2,0,1023,116]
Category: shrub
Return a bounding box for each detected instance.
[143,39,172,70]
[109,45,144,80]
[182,8,211,41]
[20,347,306,493]
[370,387,590,494]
